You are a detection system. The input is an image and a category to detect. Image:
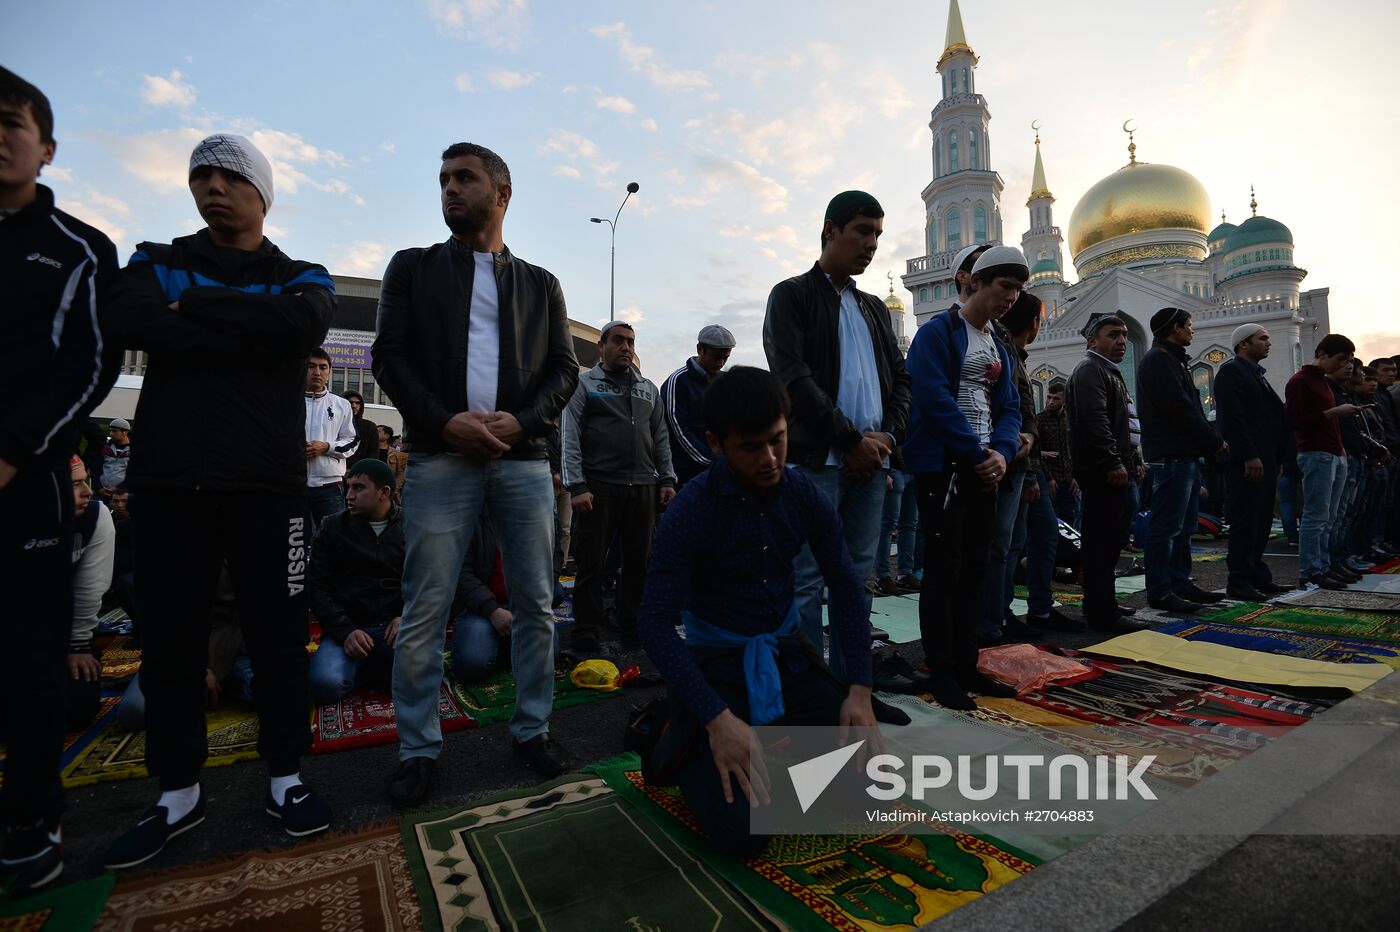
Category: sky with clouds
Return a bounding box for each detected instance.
[7,0,1400,378]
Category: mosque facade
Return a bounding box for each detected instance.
[898,0,1331,411]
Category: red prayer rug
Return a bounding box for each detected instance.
[311,680,477,754]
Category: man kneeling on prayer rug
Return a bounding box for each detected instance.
[636,366,878,857]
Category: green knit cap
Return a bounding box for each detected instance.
[347,458,395,489]
[825,190,883,224]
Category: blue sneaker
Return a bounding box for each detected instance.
[264,784,330,838]
[104,793,205,869]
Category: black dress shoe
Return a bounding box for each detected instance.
[1255,581,1294,595]
[975,633,1010,649]
[1147,595,1204,613]
[387,757,437,809]
[872,656,924,694]
[1176,584,1224,604]
[1088,616,1151,633]
[1307,574,1346,591]
[1225,585,1266,602]
[1026,608,1087,632]
[895,574,923,594]
[957,670,1017,698]
[1330,567,1362,582]
[1116,603,1138,617]
[513,735,568,779]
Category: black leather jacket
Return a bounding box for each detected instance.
[308,505,405,643]
[371,240,579,458]
[1067,352,1141,480]
[762,263,912,468]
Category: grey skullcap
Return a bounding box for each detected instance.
[1081,313,1125,338]
[1231,323,1266,349]
[108,417,131,430]
[971,245,1029,276]
[600,319,634,340]
[696,324,736,348]
[189,133,274,213]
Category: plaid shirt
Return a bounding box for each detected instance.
[1036,407,1073,483]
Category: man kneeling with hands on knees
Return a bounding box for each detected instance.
[637,366,877,857]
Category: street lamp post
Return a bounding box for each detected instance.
[590,181,640,323]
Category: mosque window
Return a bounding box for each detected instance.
[935,285,944,299]
[934,139,942,177]
[920,288,928,303]
[974,205,988,242]
[946,208,962,251]
[1292,342,1303,373]
[927,217,937,255]
[949,131,959,171]
[1191,362,1215,413]
[969,130,979,169]
[961,68,968,93]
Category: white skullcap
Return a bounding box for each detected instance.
[189,134,274,213]
[951,243,985,278]
[1231,323,1266,349]
[971,245,1029,276]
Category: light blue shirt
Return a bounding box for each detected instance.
[824,275,885,467]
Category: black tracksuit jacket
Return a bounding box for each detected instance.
[1,184,118,469]
[100,230,336,495]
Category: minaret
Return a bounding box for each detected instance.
[883,271,910,355]
[1021,125,1066,316]
[901,0,1005,328]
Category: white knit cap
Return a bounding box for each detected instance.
[189,134,274,213]
[1231,323,1266,349]
[971,245,1029,276]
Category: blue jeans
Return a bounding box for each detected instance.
[1145,457,1201,601]
[1022,470,1061,618]
[1329,456,1363,567]
[877,469,921,578]
[1050,478,1081,531]
[450,609,561,684]
[395,453,556,753]
[978,474,1025,637]
[1278,461,1301,542]
[307,482,346,533]
[793,466,885,681]
[308,623,394,704]
[1297,451,1347,578]
[119,658,254,731]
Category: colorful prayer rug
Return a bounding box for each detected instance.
[402,774,774,931]
[1271,588,1400,613]
[96,822,419,931]
[61,703,259,787]
[100,637,141,684]
[1202,601,1400,647]
[1014,652,1333,754]
[1082,629,1389,693]
[0,696,122,789]
[0,872,115,932]
[312,680,477,754]
[1368,556,1400,574]
[592,756,1041,931]
[1153,619,1400,669]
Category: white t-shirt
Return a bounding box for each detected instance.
[369,519,388,538]
[957,314,1002,445]
[466,251,500,413]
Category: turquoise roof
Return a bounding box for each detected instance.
[1030,258,1060,276]
[1207,221,1237,243]
[1224,215,1293,252]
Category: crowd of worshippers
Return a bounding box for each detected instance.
[6,62,1400,892]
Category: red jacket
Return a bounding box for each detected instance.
[1285,365,1343,456]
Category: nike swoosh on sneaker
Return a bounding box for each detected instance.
[137,814,161,826]
[290,793,309,805]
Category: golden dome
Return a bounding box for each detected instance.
[1067,161,1213,259]
[883,274,905,312]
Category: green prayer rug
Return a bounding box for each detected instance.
[1202,601,1400,647]
[402,774,774,930]
[450,664,614,726]
[0,871,114,931]
[594,755,1042,931]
